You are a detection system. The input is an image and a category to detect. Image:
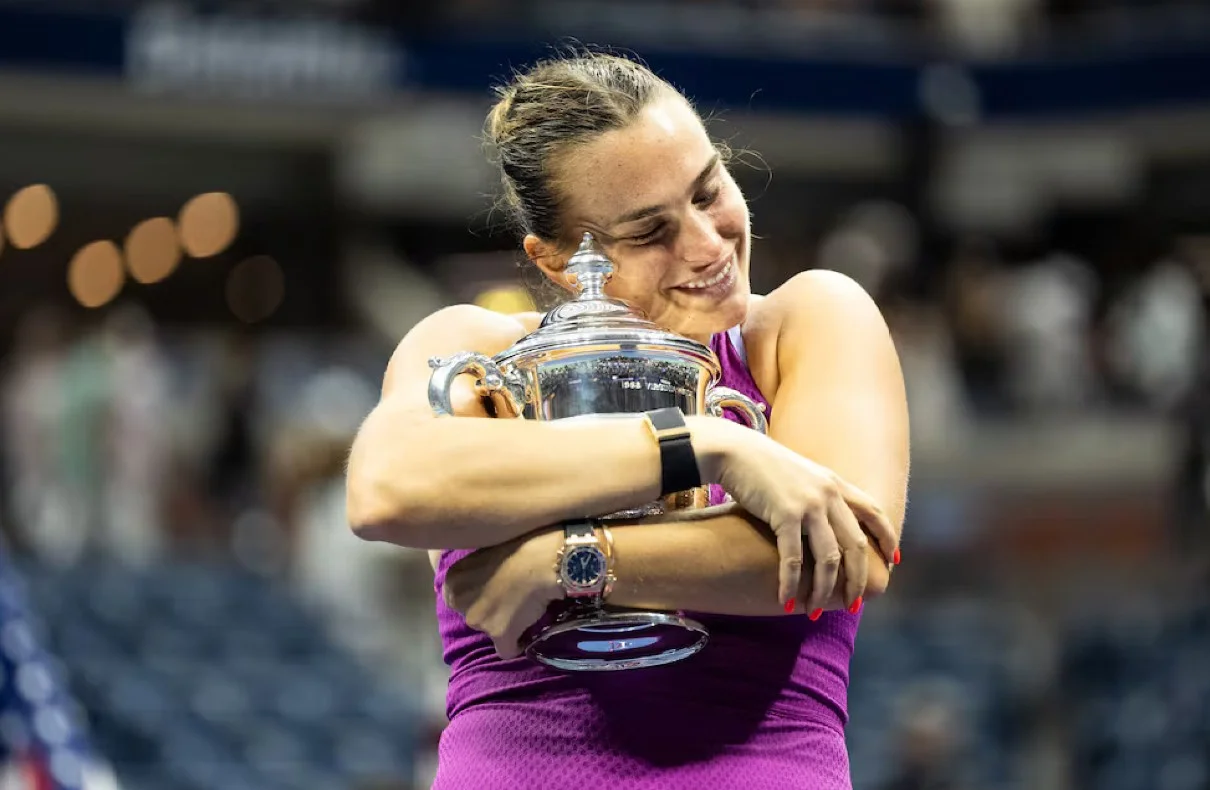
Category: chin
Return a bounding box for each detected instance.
[681,299,749,343]
[722,275,752,323]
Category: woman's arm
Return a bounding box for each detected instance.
[763,269,910,596]
[594,272,907,610]
[446,504,801,661]
[345,304,733,550]
[616,271,908,608]
[508,504,840,618]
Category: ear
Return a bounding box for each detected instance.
[523,234,575,293]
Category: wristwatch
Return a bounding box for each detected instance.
[555,519,615,604]
[642,407,702,496]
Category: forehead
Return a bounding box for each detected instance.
[557,97,715,229]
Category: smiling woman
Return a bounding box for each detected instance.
[346,48,909,790]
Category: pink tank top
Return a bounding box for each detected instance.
[430,328,859,789]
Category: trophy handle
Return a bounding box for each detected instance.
[706,386,768,434]
[427,352,523,417]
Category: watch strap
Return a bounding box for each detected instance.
[644,407,702,496]
[564,519,596,542]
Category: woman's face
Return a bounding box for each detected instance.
[527,96,752,342]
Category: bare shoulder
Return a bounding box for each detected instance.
[759,269,892,352]
[744,270,897,393]
[382,304,532,396]
[764,269,884,325]
[510,310,546,333]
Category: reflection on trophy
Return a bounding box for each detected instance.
[428,233,767,671]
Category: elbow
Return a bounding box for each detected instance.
[345,473,399,544]
[345,484,396,544]
[345,475,436,548]
[344,445,435,548]
[863,559,891,600]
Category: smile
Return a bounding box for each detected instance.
[675,255,736,293]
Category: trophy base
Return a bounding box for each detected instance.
[602,485,712,520]
[524,609,708,672]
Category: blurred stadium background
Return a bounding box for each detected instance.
[0,1,1208,789]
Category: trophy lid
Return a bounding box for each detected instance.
[495,233,718,368]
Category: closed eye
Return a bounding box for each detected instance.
[625,180,720,245]
[628,224,666,246]
[694,184,721,207]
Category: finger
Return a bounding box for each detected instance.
[838,480,898,565]
[802,499,840,612]
[773,516,804,607]
[497,616,537,660]
[828,496,868,609]
[493,635,521,660]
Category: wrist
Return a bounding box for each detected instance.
[685,414,736,484]
[524,528,566,602]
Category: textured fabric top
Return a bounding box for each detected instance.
[431,329,860,789]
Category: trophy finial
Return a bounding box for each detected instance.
[565,232,613,301]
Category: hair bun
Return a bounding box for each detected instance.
[485,86,518,147]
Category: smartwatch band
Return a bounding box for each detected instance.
[643,407,702,496]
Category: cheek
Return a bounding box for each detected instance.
[605,254,665,301]
[714,188,749,239]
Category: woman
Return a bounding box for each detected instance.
[347,51,910,789]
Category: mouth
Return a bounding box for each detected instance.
[673,254,738,297]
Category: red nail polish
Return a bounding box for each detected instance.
[784,598,796,614]
[849,596,864,615]
[892,548,902,566]
[809,609,823,621]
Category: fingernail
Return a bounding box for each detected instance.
[892,548,902,566]
[784,598,796,614]
[809,609,823,621]
[848,596,864,615]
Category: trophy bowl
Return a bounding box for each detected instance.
[428,233,767,671]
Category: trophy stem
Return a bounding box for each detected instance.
[566,232,613,302]
[575,271,607,301]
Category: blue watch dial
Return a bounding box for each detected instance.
[565,547,604,587]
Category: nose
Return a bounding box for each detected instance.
[681,210,726,270]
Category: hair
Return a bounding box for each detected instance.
[483,48,689,245]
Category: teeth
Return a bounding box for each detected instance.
[681,259,733,290]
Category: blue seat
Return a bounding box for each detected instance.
[11,556,424,790]
[332,726,413,781]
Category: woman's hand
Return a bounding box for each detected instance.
[698,419,898,613]
[443,529,563,659]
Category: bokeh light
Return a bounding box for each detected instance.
[125,217,182,284]
[474,285,536,314]
[68,241,125,308]
[226,255,284,323]
[178,192,240,258]
[3,184,59,250]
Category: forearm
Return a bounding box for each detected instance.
[347,399,729,550]
[602,503,880,616]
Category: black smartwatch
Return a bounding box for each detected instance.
[642,407,702,496]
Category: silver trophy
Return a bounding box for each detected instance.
[428,233,767,671]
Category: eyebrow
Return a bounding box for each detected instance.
[607,153,721,229]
